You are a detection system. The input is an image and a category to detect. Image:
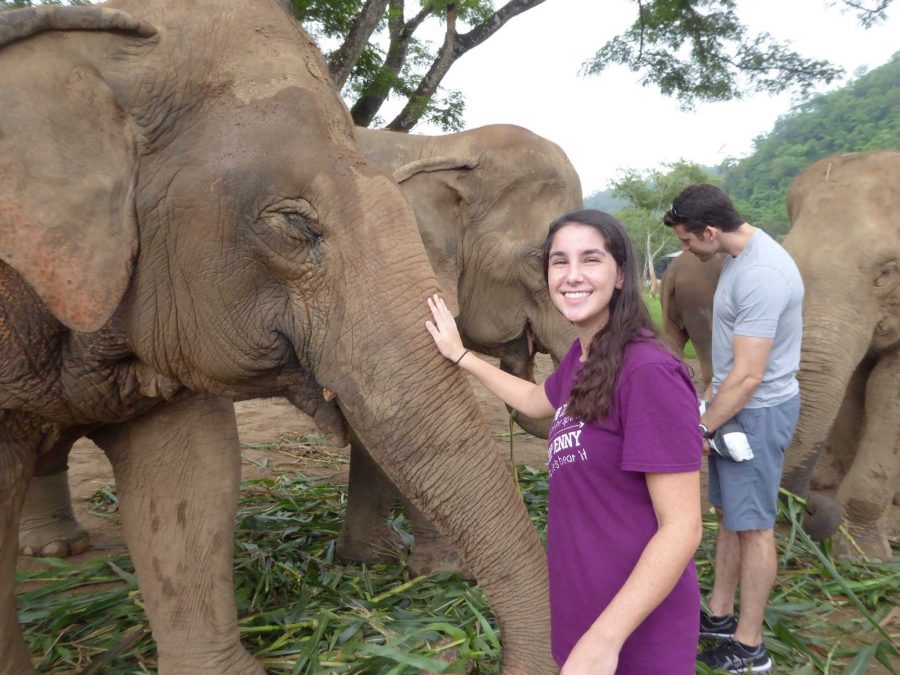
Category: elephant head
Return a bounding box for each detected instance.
[357,124,581,436]
[782,151,900,546]
[0,2,552,671]
[660,251,724,389]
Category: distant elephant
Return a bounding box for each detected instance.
[782,151,900,562]
[0,3,553,674]
[335,126,581,572]
[660,251,724,388]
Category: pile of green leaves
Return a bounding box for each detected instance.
[17,466,898,673]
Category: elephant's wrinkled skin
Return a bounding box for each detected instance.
[0,2,553,673]
[660,251,724,388]
[334,126,581,571]
[782,151,900,562]
[19,125,582,576]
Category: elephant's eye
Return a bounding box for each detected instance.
[874,259,898,289]
[260,198,321,244]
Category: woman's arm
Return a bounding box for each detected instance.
[561,470,702,675]
[426,295,556,420]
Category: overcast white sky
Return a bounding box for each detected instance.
[399,0,899,196]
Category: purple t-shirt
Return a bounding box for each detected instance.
[543,336,702,673]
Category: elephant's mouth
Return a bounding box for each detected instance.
[208,330,308,398]
[526,321,549,357]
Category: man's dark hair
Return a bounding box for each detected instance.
[662,184,744,235]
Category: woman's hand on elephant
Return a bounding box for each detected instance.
[425,294,467,363]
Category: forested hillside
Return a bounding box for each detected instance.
[584,190,629,213]
[723,52,899,238]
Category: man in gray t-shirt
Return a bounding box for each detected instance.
[664,184,803,675]
[712,229,803,407]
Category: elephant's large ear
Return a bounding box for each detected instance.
[0,7,155,332]
[393,156,479,185]
[391,156,480,313]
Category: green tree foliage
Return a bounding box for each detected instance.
[292,0,547,131]
[723,52,900,237]
[2,1,893,133]
[584,189,629,213]
[585,0,852,108]
[290,0,893,131]
[609,161,716,288]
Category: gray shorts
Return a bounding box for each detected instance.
[708,395,800,531]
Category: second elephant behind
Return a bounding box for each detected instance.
[336,125,583,572]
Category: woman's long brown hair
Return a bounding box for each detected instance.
[542,210,662,422]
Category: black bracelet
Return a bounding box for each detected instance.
[453,350,469,366]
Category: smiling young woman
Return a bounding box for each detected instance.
[426,209,704,675]
[545,222,624,352]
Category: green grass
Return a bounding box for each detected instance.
[643,291,698,360]
[17,467,898,674]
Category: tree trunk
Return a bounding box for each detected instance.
[646,232,659,297]
[387,0,547,131]
[350,1,431,127]
[328,0,390,90]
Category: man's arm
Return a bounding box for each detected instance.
[701,334,773,432]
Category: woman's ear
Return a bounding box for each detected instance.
[615,267,625,289]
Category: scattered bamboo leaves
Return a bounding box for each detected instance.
[17,470,898,673]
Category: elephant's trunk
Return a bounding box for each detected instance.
[311,176,554,672]
[342,356,552,671]
[784,298,875,539]
[512,308,575,439]
[496,327,554,438]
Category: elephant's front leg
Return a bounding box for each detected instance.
[19,472,90,556]
[402,497,468,577]
[1,416,40,675]
[19,432,90,557]
[337,439,467,576]
[834,350,900,562]
[90,394,263,675]
[335,436,405,563]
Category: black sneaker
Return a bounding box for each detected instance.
[698,639,773,673]
[700,610,738,638]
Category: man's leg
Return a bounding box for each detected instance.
[734,528,777,646]
[708,508,741,617]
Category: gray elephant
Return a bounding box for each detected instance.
[0,2,553,674]
[18,124,582,576]
[335,125,581,571]
[660,251,724,388]
[782,151,900,562]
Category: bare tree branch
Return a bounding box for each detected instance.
[387,0,547,131]
[328,0,390,89]
[837,0,892,27]
[350,0,435,127]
